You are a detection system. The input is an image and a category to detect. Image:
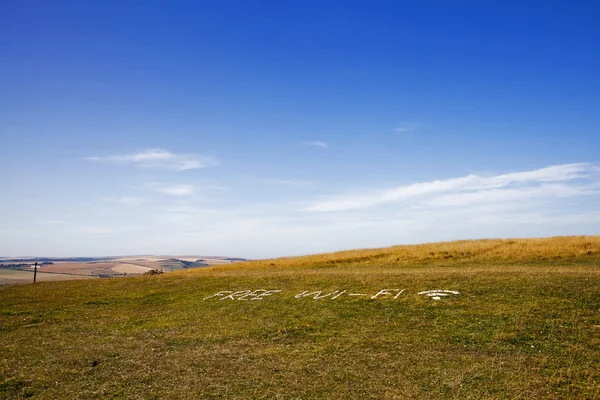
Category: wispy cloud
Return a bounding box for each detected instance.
[265,179,315,188]
[35,220,65,225]
[302,141,328,148]
[425,184,593,207]
[7,156,599,258]
[87,148,220,171]
[394,123,420,133]
[75,226,115,235]
[153,184,195,196]
[73,225,144,236]
[306,163,599,212]
[102,196,150,206]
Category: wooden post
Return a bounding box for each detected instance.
[33,262,38,283]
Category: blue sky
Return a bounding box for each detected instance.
[1,1,599,257]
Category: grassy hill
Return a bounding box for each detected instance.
[1,236,599,399]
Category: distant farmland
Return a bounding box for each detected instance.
[0,256,246,285]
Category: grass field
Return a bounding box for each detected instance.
[1,236,599,399]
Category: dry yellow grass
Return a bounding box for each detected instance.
[186,235,600,274]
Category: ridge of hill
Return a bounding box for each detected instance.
[1,236,599,399]
[199,235,600,273]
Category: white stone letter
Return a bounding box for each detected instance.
[371,289,399,299]
[203,291,233,300]
[220,290,251,300]
[251,289,282,300]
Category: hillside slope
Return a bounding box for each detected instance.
[1,236,600,399]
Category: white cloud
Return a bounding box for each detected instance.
[265,179,315,188]
[73,224,145,236]
[394,123,419,133]
[135,182,196,196]
[102,196,150,206]
[75,226,115,235]
[302,141,328,148]
[35,220,65,225]
[4,161,599,259]
[154,184,195,196]
[426,184,593,207]
[87,148,220,171]
[306,163,598,212]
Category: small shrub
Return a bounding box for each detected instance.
[144,269,164,275]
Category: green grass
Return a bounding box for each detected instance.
[1,236,600,399]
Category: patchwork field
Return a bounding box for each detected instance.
[110,264,153,275]
[0,269,96,285]
[1,236,599,399]
[0,256,245,285]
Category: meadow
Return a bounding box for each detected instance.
[1,236,599,399]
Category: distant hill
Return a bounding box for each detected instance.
[0,255,249,285]
[0,257,114,263]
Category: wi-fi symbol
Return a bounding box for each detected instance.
[419,290,460,300]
